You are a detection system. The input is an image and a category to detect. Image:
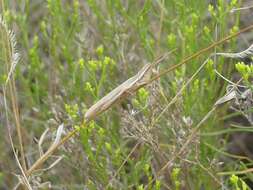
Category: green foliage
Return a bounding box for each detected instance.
[230,174,250,190]
[172,167,181,190]
[235,62,253,83]
[1,0,250,189]
[0,173,3,187]
[133,87,149,112]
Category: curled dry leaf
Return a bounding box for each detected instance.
[39,156,64,172]
[234,89,253,124]
[52,124,65,147]
[38,128,50,156]
[214,90,237,106]
[216,43,253,59]
[215,86,253,125]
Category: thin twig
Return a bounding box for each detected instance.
[218,167,253,176]
[149,24,253,83]
[230,5,253,13]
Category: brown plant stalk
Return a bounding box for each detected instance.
[1,12,27,172]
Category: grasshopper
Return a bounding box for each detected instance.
[84,53,170,121]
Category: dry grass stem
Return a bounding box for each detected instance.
[216,43,253,59]
[3,89,31,189]
[1,14,26,172]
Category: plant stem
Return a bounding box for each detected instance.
[26,123,86,176]
[150,24,253,83]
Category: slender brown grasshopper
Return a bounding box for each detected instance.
[84,53,171,121]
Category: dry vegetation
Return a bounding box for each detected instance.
[1,0,253,189]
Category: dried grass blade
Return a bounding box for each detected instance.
[38,128,49,156]
[52,124,65,147]
[214,90,237,106]
[216,44,253,59]
[1,14,26,172]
